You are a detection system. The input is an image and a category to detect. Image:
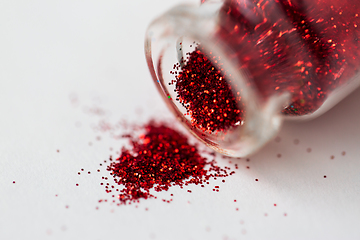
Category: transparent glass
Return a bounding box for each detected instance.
[145,0,360,157]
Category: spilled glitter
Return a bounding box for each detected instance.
[93,120,233,205]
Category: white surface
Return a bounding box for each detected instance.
[1,1,360,240]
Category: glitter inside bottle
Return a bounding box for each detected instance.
[145,0,360,156]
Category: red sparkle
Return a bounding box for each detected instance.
[218,0,360,115]
[170,49,243,133]
[167,0,360,135]
[105,121,230,204]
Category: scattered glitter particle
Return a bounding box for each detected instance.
[330,155,335,160]
[307,148,312,153]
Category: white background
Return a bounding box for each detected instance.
[1,0,360,239]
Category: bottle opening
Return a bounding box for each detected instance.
[155,36,251,154]
[171,39,245,134]
[145,3,287,156]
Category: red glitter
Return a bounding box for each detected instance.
[217,0,360,115]
[173,0,360,131]
[171,49,243,133]
[106,121,230,204]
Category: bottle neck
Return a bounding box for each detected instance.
[145,2,289,156]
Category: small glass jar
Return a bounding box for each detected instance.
[145,0,360,156]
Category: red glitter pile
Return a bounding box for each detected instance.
[171,49,243,133]
[106,121,231,204]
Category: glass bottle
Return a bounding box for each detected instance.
[145,0,360,156]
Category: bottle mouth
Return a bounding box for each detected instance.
[157,39,248,153]
[145,3,288,156]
